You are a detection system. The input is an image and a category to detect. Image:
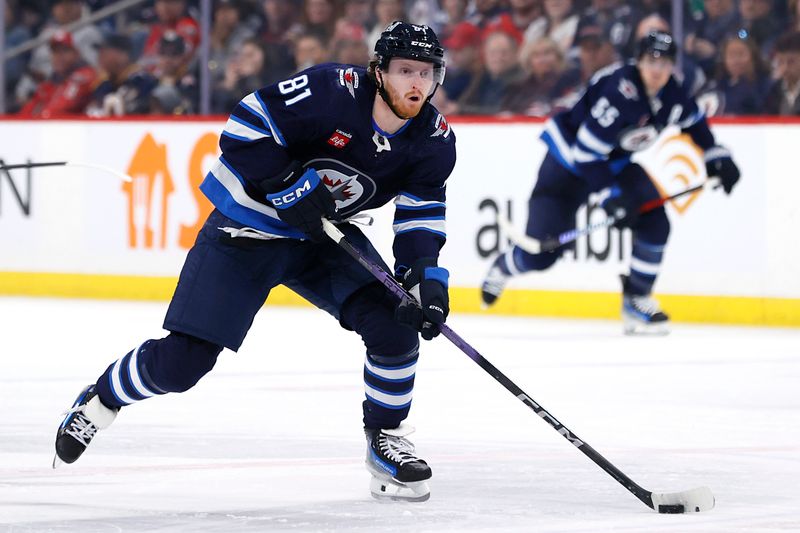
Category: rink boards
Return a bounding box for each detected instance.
[0,117,798,326]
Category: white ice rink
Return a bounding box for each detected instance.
[1,296,799,532]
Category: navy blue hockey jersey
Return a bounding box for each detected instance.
[540,62,716,189]
[200,63,457,273]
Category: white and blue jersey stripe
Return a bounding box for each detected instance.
[200,157,304,239]
[392,192,446,239]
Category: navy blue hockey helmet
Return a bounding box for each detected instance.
[637,31,677,60]
[374,21,446,84]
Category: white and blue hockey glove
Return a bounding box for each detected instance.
[704,146,740,195]
[396,258,450,341]
[264,163,339,242]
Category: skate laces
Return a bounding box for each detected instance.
[64,412,98,446]
[629,294,662,316]
[378,433,421,466]
[61,403,86,418]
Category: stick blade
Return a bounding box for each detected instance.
[652,486,715,513]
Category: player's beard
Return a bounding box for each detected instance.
[383,82,425,119]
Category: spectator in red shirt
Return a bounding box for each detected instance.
[140,0,200,71]
[18,30,97,117]
[15,0,102,108]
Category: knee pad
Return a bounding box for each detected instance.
[142,333,223,393]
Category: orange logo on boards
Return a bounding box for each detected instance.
[644,133,705,214]
[123,132,218,250]
[124,134,175,249]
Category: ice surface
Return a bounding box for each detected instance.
[1,297,799,532]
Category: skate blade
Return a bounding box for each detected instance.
[52,454,64,469]
[623,318,670,336]
[369,477,430,502]
[480,293,498,310]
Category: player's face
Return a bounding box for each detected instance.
[380,59,437,118]
[638,55,673,95]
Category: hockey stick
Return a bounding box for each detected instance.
[498,178,720,255]
[0,160,133,182]
[321,218,713,513]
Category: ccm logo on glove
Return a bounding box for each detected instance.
[267,172,318,208]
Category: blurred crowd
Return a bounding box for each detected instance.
[3,0,800,117]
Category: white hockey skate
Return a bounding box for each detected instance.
[365,424,431,502]
[53,385,118,468]
[480,255,511,308]
[622,276,670,336]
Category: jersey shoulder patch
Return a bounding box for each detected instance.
[415,104,454,143]
[430,111,452,139]
[336,66,362,98]
[617,77,639,101]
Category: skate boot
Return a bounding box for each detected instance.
[480,254,511,308]
[53,385,118,468]
[365,423,431,502]
[621,275,670,336]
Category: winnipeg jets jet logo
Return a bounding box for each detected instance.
[320,171,361,208]
[306,158,377,215]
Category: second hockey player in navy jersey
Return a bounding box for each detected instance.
[481,31,740,335]
[54,22,456,502]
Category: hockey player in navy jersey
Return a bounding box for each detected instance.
[54,21,456,502]
[481,31,740,335]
